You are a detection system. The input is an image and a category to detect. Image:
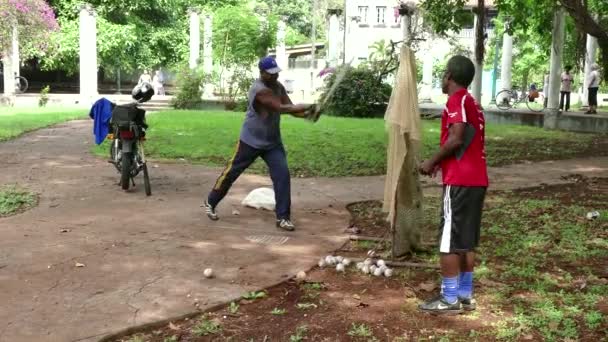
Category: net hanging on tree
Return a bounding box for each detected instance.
[383,44,424,259]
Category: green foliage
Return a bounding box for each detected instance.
[124,335,145,342]
[321,66,392,118]
[228,301,239,314]
[42,0,229,73]
[285,25,309,46]
[0,0,58,59]
[192,315,221,336]
[242,290,267,300]
[270,307,286,315]
[163,336,178,342]
[219,67,254,110]
[38,85,50,107]
[347,323,373,337]
[212,5,278,68]
[584,311,603,329]
[418,0,470,37]
[170,66,204,109]
[0,186,36,216]
[296,302,317,310]
[288,325,308,342]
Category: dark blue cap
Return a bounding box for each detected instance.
[258,56,282,74]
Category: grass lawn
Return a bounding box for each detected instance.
[0,186,37,216]
[0,107,87,141]
[93,110,605,177]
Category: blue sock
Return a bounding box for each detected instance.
[441,276,459,304]
[458,272,474,299]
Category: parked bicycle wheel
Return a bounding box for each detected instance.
[495,90,515,110]
[526,93,545,112]
[15,76,28,93]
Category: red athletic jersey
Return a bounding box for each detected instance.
[440,88,489,187]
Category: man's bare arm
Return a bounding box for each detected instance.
[419,123,466,175]
[256,89,308,114]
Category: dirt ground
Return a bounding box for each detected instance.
[1,120,606,341]
[109,177,608,342]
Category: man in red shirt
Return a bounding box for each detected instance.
[418,55,489,314]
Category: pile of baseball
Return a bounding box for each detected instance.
[318,255,393,278]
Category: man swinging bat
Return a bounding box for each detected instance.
[203,56,315,231]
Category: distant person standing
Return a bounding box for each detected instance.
[138,70,152,85]
[153,70,165,95]
[559,66,574,112]
[585,64,600,114]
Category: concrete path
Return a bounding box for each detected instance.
[0,120,606,342]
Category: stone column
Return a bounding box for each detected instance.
[497,22,513,103]
[11,26,19,78]
[545,7,565,130]
[327,9,342,67]
[470,13,483,103]
[203,14,213,74]
[203,14,213,98]
[276,19,288,70]
[582,33,598,107]
[343,0,359,64]
[398,4,413,43]
[344,16,360,64]
[79,4,98,103]
[189,9,201,69]
[419,53,433,103]
[2,24,17,96]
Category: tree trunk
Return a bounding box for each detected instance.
[475,0,485,66]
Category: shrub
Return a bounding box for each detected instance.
[170,66,205,109]
[320,66,392,118]
[38,85,50,107]
[220,67,254,111]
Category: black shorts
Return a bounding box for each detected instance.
[438,185,487,253]
[588,87,599,106]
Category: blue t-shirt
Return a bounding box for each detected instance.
[239,79,287,150]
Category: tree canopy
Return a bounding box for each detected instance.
[0,0,58,60]
[420,0,607,80]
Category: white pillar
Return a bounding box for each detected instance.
[276,19,287,69]
[582,33,598,107]
[343,0,359,65]
[345,16,360,64]
[546,7,565,129]
[79,4,98,103]
[419,53,433,103]
[202,14,213,98]
[327,10,341,67]
[11,26,19,78]
[189,9,200,69]
[470,13,482,103]
[2,24,16,96]
[497,25,513,103]
[500,32,513,91]
[203,14,213,74]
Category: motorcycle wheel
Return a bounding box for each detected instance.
[143,163,151,196]
[121,152,133,190]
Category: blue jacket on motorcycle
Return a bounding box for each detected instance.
[89,98,114,145]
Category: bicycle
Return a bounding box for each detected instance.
[0,71,28,93]
[495,88,545,112]
[14,73,28,93]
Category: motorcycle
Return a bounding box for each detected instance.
[108,82,154,196]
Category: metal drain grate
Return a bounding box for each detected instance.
[245,235,290,245]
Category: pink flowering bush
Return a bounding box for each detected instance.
[0,0,58,57]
